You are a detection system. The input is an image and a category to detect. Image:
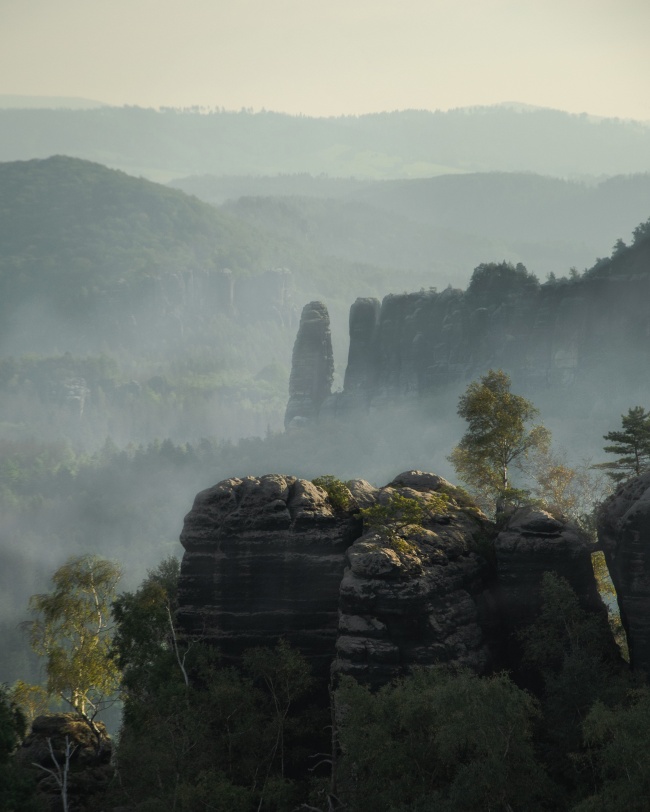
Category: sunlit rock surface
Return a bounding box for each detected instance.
[334,472,494,685]
[598,473,650,673]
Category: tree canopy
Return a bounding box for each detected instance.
[24,555,121,723]
[448,369,550,507]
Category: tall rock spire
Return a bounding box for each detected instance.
[284,301,334,429]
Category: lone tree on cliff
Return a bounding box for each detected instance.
[448,369,550,508]
[594,406,650,483]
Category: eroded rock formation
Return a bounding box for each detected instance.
[598,472,650,673]
[285,244,650,424]
[177,469,613,685]
[496,506,604,625]
[177,473,359,674]
[495,506,607,667]
[284,301,334,429]
[335,472,494,685]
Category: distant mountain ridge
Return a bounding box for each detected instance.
[197,171,650,283]
[1,105,650,181]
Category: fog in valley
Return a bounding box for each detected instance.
[1,5,650,773]
[1,131,649,694]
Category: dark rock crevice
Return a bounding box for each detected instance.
[598,472,650,673]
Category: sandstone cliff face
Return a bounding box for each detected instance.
[496,507,603,622]
[495,506,606,666]
[177,473,358,673]
[284,301,334,429]
[177,471,497,682]
[335,472,494,685]
[339,269,650,409]
[177,470,613,685]
[285,248,650,425]
[598,473,650,673]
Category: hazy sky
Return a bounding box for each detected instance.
[2,0,649,119]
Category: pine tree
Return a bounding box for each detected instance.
[595,407,650,482]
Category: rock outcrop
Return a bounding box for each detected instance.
[177,470,615,686]
[495,506,606,666]
[284,301,334,429]
[177,473,359,674]
[285,242,650,424]
[17,713,112,812]
[339,268,650,407]
[496,506,603,622]
[335,472,494,685]
[598,473,650,673]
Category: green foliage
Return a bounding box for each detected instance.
[111,638,318,812]
[111,556,180,701]
[9,680,51,725]
[336,668,554,812]
[25,555,122,720]
[632,216,650,246]
[529,451,612,536]
[519,573,634,794]
[0,684,41,811]
[243,639,314,780]
[594,406,650,482]
[0,684,26,761]
[467,261,539,305]
[360,492,426,541]
[0,155,285,318]
[573,688,650,811]
[311,475,354,511]
[448,368,551,507]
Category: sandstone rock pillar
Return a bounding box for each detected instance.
[284,301,334,429]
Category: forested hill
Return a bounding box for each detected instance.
[0,155,285,287]
[0,157,278,348]
[213,172,650,283]
[0,156,409,356]
[0,155,418,447]
[1,105,650,181]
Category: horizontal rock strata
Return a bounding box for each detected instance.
[177,474,359,673]
[177,469,620,687]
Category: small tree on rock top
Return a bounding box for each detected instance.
[448,369,550,510]
[594,406,650,483]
